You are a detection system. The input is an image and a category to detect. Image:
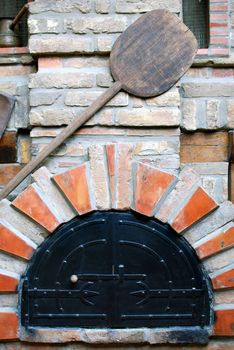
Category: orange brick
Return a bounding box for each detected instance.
[171,187,218,233]
[106,143,116,206]
[0,223,34,260]
[12,185,61,232]
[214,309,234,336]
[38,57,62,69]
[196,227,234,259]
[135,163,175,216]
[53,163,95,215]
[0,272,19,292]
[212,269,234,290]
[0,311,18,340]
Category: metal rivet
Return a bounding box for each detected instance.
[70,275,78,283]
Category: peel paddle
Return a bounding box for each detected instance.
[0,9,197,199]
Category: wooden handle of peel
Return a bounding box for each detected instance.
[0,81,122,199]
[10,4,29,30]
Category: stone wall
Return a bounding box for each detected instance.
[0,0,234,348]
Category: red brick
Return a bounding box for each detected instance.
[171,187,218,233]
[53,163,95,215]
[210,36,229,45]
[210,13,228,21]
[38,57,62,70]
[196,227,234,259]
[0,311,18,340]
[197,48,209,55]
[210,4,228,11]
[106,143,117,206]
[135,163,175,217]
[12,184,61,232]
[210,27,228,36]
[210,22,229,27]
[0,47,29,54]
[0,271,19,292]
[210,48,229,56]
[0,223,34,260]
[212,268,234,290]
[214,309,234,336]
[212,69,234,77]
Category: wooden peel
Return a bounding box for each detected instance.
[0,9,197,199]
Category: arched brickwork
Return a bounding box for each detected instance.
[0,144,233,341]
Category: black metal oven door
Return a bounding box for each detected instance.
[21,211,212,328]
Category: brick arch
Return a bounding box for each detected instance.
[0,143,234,341]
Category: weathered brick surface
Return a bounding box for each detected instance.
[88,145,111,210]
[115,143,134,209]
[156,166,200,223]
[32,167,76,222]
[211,263,234,290]
[133,162,176,216]
[72,16,128,33]
[0,199,46,245]
[0,222,36,260]
[0,270,19,292]
[182,80,234,98]
[12,184,62,232]
[195,222,234,259]
[29,72,94,89]
[96,0,110,13]
[145,89,180,107]
[203,247,234,273]
[30,90,62,107]
[214,290,234,305]
[214,308,234,336]
[28,18,64,34]
[0,310,18,340]
[184,201,234,245]
[0,77,29,129]
[53,163,96,214]
[29,36,94,54]
[115,0,181,13]
[65,91,128,107]
[106,143,116,207]
[116,109,181,127]
[1,341,234,349]
[0,251,27,275]
[170,187,218,233]
[181,99,197,131]
[227,100,234,128]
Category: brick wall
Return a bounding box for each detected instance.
[0,0,234,348]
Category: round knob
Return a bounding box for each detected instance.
[70,274,78,283]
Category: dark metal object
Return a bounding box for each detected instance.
[0,18,21,47]
[21,211,212,329]
[0,92,16,139]
[0,2,29,48]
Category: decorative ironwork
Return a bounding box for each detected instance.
[21,211,212,328]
